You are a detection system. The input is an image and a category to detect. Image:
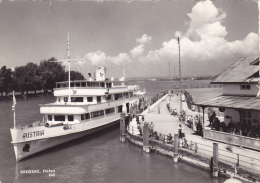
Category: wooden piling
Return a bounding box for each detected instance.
[120,113,126,143]
[213,143,219,177]
[173,134,179,163]
[143,122,150,153]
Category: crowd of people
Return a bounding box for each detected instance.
[208,111,260,139]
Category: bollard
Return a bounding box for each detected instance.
[173,134,179,163]
[143,122,150,153]
[120,113,126,143]
[212,143,219,177]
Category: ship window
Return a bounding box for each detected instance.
[81,82,86,87]
[64,97,68,102]
[95,82,100,87]
[118,105,123,113]
[57,84,61,88]
[106,95,112,101]
[68,115,74,121]
[114,94,119,100]
[91,111,100,118]
[240,84,251,90]
[101,82,105,87]
[71,97,83,102]
[63,84,67,87]
[81,114,84,120]
[100,110,104,116]
[48,115,52,121]
[97,96,101,103]
[105,107,115,114]
[71,82,74,87]
[85,113,90,119]
[76,82,80,87]
[124,92,129,98]
[106,83,112,88]
[54,115,65,121]
[87,97,93,102]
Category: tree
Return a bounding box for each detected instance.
[13,62,41,95]
[67,71,85,80]
[38,57,66,93]
[0,66,13,96]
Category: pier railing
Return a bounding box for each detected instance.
[204,129,260,151]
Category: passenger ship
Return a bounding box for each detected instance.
[10,35,145,162]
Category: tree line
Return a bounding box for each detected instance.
[0,57,85,97]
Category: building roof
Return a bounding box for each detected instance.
[212,57,259,84]
[194,95,260,111]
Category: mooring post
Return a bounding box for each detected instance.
[213,143,219,177]
[173,134,179,163]
[143,122,150,153]
[120,113,126,143]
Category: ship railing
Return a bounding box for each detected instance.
[56,80,127,89]
[14,120,46,130]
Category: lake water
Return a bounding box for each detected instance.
[0,80,226,183]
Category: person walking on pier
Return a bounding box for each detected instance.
[178,124,185,147]
[149,122,154,137]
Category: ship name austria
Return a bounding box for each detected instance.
[22,130,44,139]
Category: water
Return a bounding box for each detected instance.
[0,81,226,183]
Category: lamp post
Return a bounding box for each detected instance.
[178,37,182,112]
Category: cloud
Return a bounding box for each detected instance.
[143,0,258,76]
[107,53,130,65]
[130,45,145,58]
[82,1,257,77]
[186,0,227,40]
[85,50,106,65]
[136,34,152,45]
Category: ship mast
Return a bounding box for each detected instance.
[51,32,86,104]
[123,60,125,80]
[67,32,71,103]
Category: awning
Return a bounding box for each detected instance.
[194,95,260,111]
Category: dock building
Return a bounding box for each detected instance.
[194,57,260,150]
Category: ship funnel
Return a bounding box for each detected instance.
[96,66,106,81]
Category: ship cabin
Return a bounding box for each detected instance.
[194,57,260,150]
[40,66,140,127]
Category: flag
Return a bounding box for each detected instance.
[12,91,16,110]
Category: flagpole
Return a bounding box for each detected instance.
[14,106,16,129]
[13,90,16,129]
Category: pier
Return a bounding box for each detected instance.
[124,92,260,183]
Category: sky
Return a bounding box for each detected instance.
[0,0,259,79]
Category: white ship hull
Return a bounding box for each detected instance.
[11,114,125,162]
